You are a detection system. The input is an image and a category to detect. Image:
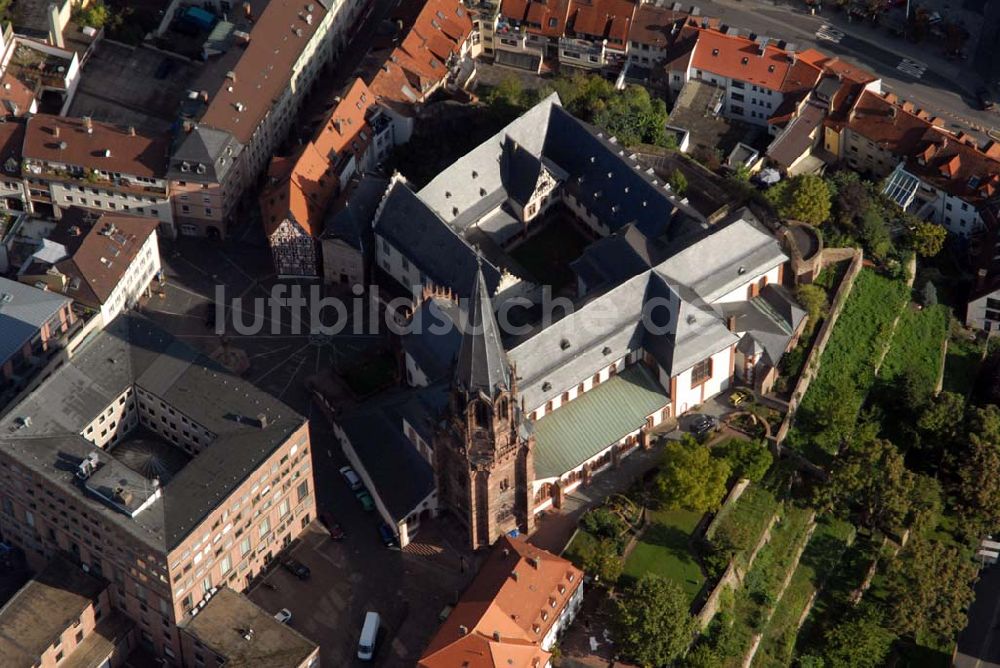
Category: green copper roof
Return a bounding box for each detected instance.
[532,364,669,479]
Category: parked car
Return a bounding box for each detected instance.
[281,557,311,580]
[689,414,719,437]
[378,522,398,547]
[356,489,375,511]
[729,389,752,407]
[274,608,292,624]
[977,87,995,110]
[319,511,345,540]
[339,466,363,491]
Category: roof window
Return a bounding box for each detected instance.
[711,48,719,56]
[741,57,749,65]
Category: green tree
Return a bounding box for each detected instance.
[917,391,965,448]
[614,574,696,667]
[579,538,623,586]
[922,281,938,307]
[910,220,947,257]
[795,283,827,335]
[656,437,730,512]
[859,208,891,260]
[716,438,773,483]
[668,168,688,195]
[887,537,978,647]
[801,368,859,454]
[819,607,896,668]
[74,0,110,28]
[953,434,1000,528]
[830,171,870,226]
[815,433,914,529]
[733,164,752,183]
[776,174,832,225]
[908,474,944,537]
[548,75,669,146]
[683,643,723,668]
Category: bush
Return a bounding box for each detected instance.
[717,439,774,483]
[580,507,627,541]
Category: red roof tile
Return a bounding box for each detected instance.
[690,29,794,90]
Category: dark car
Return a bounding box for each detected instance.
[319,511,345,540]
[378,522,398,547]
[977,87,994,111]
[689,414,718,437]
[281,557,311,580]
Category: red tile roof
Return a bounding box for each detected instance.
[260,79,373,239]
[843,90,934,157]
[369,0,472,106]
[569,0,637,45]
[690,29,794,90]
[23,114,169,179]
[418,537,583,668]
[501,0,572,38]
[199,0,329,145]
[904,128,1000,205]
[628,4,694,48]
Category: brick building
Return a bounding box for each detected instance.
[0,313,315,662]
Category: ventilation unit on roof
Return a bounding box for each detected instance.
[76,452,100,480]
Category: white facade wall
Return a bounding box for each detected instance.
[541,581,584,650]
[376,235,422,295]
[82,387,137,448]
[97,231,161,325]
[967,291,1000,331]
[672,345,732,414]
[526,353,633,419]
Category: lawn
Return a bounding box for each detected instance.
[754,517,856,667]
[787,268,910,460]
[942,327,984,396]
[508,212,592,291]
[623,507,706,602]
[879,304,949,393]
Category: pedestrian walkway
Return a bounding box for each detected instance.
[896,57,928,79]
[815,24,844,43]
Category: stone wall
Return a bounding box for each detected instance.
[703,478,751,541]
[695,510,780,630]
[775,249,864,445]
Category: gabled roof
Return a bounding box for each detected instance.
[322,174,391,249]
[419,536,582,668]
[845,90,940,157]
[690,28,794,91]
[22,208,160,309]
[197,0,331,145]
[374,179,502,297]
[24,114,169,178]
[569,0,636,43]
[501,0,572,37]
[454,265,510,397]
[0,276,70,366]
[261,79,374,239]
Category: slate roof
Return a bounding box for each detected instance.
[336,385,447,521]
[455,266,510,397]
[167,125,242,183]
[0,276,70,366]
[403,297,463,382]
[570,223,664,292]
[0,314,306,552]
[374,180,502,297]
[532,364,668,479]
[322,174,391,250]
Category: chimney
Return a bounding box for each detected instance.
[492,631,501,642]
[127,125,136,136]
[727,315,737,332]
[511,570,518,582]
[83,116,92,130]
[528,556,540,569]
[255,413,268,429]
[53,126,59,138]
[48,2,64,49]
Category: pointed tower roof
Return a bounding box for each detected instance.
[454,263,510,397]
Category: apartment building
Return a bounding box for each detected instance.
[0,275,74,394]
[0,118,29,213]
[17,209,162,325]
[167,0,366,239]
[0,314,316,662]
[260,78,377,277]
[21,115,173,235]
[419,536,583,667]
[0,556,135,668]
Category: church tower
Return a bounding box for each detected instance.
[434,266,535,549]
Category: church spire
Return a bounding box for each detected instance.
[454,262,510,397]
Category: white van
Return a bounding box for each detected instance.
[357,611,380,661]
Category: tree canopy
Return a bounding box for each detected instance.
[614,574,696,667]
[910,220,947,257]
[716,438,773,483]
[768,174,832,225]
[655,437,730,512]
